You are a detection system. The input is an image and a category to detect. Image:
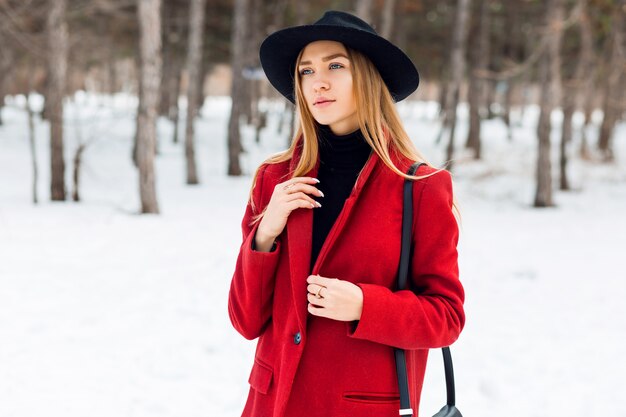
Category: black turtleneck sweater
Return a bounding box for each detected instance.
[311,124,372,270]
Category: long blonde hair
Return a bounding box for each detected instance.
[250,44,444,216]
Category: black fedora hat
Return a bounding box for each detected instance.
[259,10,419,104]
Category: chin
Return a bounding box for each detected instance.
[312,117,331,126]
[312,114,340,126]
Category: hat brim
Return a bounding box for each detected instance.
[259,25,419,104]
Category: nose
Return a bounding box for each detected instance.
[312,78,329,93]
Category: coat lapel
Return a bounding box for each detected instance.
[286,204,313,333]
[286,140,318,333]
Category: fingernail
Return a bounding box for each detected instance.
[315,202,322,208]
[313,178,320,183]
[318,190,325,197]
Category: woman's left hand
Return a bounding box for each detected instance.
[306,275,363,321]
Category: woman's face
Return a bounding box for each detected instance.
[298,40,358,135]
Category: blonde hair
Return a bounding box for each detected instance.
[250,44,449,219]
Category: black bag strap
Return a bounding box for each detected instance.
[394,162,457,416]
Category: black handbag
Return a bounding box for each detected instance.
[394,162,463,417]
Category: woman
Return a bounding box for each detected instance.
[228,10,465,417]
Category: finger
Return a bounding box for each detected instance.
[307,293,326,306]
[279,177,320,190]
[295,176,321,184]
[286,199,317,212]
[285,192,321,207]
[307,274,321,285]
[307,303,329,318]
[283,183,324,198]
[307,275,336,286]
[306,284,325,295]
[306,285,326,299]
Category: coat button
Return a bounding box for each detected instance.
[293,332,302,345]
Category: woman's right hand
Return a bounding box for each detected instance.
[255,177,323,252]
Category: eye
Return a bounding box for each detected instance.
[299,68,313,76]
[329,63,344,70]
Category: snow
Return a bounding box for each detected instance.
[0,93,625,417]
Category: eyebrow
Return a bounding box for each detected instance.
[298,53,349,66]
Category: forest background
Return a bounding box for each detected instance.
[1,0,624,209]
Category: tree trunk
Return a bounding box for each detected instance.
[485,79,497,119]
[597,1,625,162]
[0,34,14,126]
[395,5,408,52]
[534,0,564,208]
[106,48,117,94]
[504,0,523,140]
[136,0,162,214]
[559,101,573,191]
[294,0,310,25]
[466,0,490,159]
[27,93,39,205]
[227,0,249,176]
[159,45,174,118]
[355,0,375,25]
[562,0,594,187]
[132,52,141,167]
[288,0,311,148]
[172,67,182,144]
[380,0,397,39]
[184,0,206,185]
[72,143,86,202]
[578,0,598,161]
[444,0,471,171]
[159,0,175,117]
[535,57,553,207]
[47,0,69,201]
[243,0,261,135]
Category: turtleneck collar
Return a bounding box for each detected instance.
[316,123,372,170]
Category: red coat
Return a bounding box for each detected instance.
[228,144,465,417]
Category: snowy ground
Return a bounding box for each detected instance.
[1,93,625,417]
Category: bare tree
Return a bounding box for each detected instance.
[159,0,177,117]
[227,0,249,176]
[597,0,625,162]
[560,0,593,189]
[502,0,522,137]
[280,0,310,146]
[158,0,185,144]
[46,0,68,201]
[380,0,397,39]
[443,0,471,171]
[355,0,374,25]
[184,0,206,185]
[534,0,564,207]
[466,0,490,159]
[71,142,86,202]
[136,0,162,213]
[0,33,14,126]
[571,0,595,160]
[294,0,310,25]
[27,91,39,205]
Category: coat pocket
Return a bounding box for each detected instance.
[342,391,400,404]
[248,358,273,395]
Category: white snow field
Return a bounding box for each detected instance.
[1,93,625,417]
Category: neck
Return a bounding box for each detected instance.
[316,123,371,170]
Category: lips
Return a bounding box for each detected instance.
[314,98,335,106]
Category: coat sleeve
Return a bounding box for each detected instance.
[228,165,282,340]
[348,169,465,349]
